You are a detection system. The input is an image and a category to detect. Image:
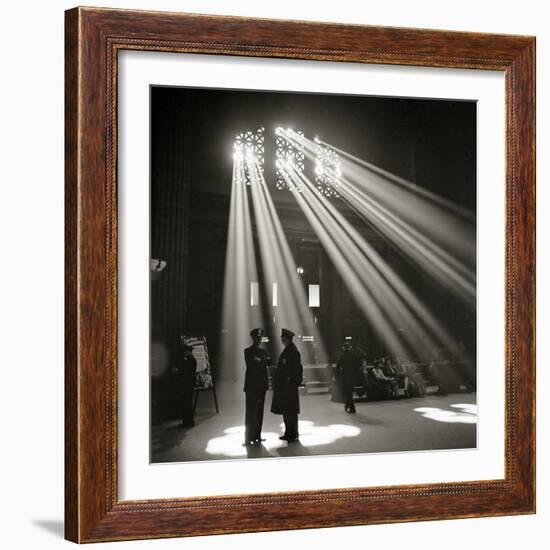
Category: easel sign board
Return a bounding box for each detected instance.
[183,335,213,390]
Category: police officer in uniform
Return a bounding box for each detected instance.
[172,343,197,428]
[271,328,303,442]
[243,328,270,446]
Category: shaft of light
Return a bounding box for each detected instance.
[282,158,465,359]
[279,165,410,356]
[338,176,476,303]
[220,160,262,380]
[319,139,474,221]
[330,147,475,266]
[282,130,476,305]
[302,166,460,353]
[247,156,327,363]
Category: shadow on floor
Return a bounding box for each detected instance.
[351,414,390,426]
[151,423,189,454]
[273,441,311,457]
[152,412,224,454]
[31,519,64,539]
[245,444,276,459]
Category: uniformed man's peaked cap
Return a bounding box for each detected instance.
[281,328,295,339]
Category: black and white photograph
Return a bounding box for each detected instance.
[2,0,543,547]
[149,86,477,463]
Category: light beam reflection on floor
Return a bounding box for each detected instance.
[451,403,478,415]
[205,420,361,457]
[413,403,477,424]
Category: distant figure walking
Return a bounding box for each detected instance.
[337,340,361,413]
[243,328,270,446]
[271,328,303,442]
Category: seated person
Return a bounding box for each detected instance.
[367,359,399,400]
[396,356,425,397]
[385,356,410,397]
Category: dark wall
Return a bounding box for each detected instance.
[150,91,190,374]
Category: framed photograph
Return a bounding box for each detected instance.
[65,7,535,543]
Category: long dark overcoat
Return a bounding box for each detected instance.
[270,342,303,415]
[337,350,361,394]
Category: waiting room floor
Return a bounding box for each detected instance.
[151,380,476,463]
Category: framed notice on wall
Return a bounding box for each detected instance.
[65,7,535,543]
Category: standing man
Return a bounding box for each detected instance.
[172,342,198,428]
[244,328,270,446]
[337,340,360,413]
[271,328,303,442]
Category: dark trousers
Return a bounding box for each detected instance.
[283,413,299,439]
[344,393,356,412]
[245,392,265,442]
[181,387,195,426]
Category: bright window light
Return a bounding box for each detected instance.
[234,127,264,185]
[250,281,260,306]
[276,129,305,190]
[314,141,341,197]
[308,284,320,307]
[272,282,278,307]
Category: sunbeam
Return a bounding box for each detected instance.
[283,129,476,306]
[219,161,262,380]
[247,155,327,362]
[272,140,466,358]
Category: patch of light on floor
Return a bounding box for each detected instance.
[205,428,284,457]
[450,403,477,415]
[205,420,361,457]
[413,405,477,424]
[223,426,244,435]
[329,424,362,437]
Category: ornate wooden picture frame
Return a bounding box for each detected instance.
[65,6,535,543]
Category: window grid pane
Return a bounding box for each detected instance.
[314,141,341,197]
[233,127,265,186]
[275,130,305,191]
